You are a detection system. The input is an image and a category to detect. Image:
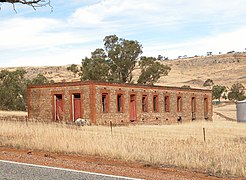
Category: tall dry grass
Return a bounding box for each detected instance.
[1,114,246,177]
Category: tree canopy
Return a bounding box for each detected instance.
[29,73,50,85]
[212,85,226,102]
[203,79,214,87]
[80,35,171,85]
[137,56,171,85]
[103,35,143,83]
[81,49,111,82]
[0,69,27,111]
[67,64,79,78]
[0,69,52,111]
[228,83,245,101]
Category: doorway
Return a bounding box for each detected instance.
[72,93,81,121]
[54,94,63,121]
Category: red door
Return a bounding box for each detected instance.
[74,98,81,120]
[130,95,136,121]
[56,98,63,121]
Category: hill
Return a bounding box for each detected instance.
[158,52,246,88]
[1,52,245,89]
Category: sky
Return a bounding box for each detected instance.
[0,0,245,67]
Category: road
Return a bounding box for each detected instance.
[0,160,139,180]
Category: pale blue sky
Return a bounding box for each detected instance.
[0,0,245,67]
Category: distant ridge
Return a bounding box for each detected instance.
[1,52,245,89]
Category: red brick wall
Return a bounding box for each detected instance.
[28,82,212,125]
[94,84,212,125]
[28,83,91,122]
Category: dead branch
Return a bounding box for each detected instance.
[0,0,53,12]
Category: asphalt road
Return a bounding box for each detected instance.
[0,160,139,180]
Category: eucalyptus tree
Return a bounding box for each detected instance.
[137,56,171,85]
[103,35,143,83]
[80,35,171,85]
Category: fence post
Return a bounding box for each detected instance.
[25,116,28,127]
[110,121,113,136]
[203,128,206,142]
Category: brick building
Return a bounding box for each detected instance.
[27,81,212,125]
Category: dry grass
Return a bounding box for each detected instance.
[1,114,246,177]
[0,110,27,117]
[214,103,237,120]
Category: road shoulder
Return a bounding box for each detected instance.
[0,146,229,180]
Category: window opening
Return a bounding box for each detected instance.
[102,93,108,113]
[164,96,170,112]
[117,94,123,112]
[74,94,80,98]
[177,96,182,112]
[142,95,148,112]
[153,95,158,112]
[191,97,196,112]
[204,98,208,119]
[191,97,196,120]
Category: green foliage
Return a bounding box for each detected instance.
[103,35,143,83]
[29,73,50,85]
[203,79,214,86]
[81,49,111,82]
[228,83,245,101]
[0,70,51,111]
[212,85,226,102]
[222,93,227,100]
[81,35,143,83]
[137,57,171,85]
[0,69,27,111]
[67,64,79,77]
[181,85,191,89]
[80,35,170,84]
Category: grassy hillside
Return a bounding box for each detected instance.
[1,52,245,89]
[160,52,246,89]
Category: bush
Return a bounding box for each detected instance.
[0,69,27,111]
[228,83,245,101]
[212,85,226,102]
[0,70,52,111]
[203,79,214,86]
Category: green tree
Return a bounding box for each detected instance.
[137,56,171,85]
[80,35,170,85]
[228,83,245,101]
[0,69,27,111]
[30,73,50,85]
[103,35,142,83]
[0,70,53,111]
[212,85,226,102]
[157,55,163,60]
[203,79,214,87]
[81,49,111,82]
[67,64,79,78]
[181,85,191,89]
[222,93,227,100]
